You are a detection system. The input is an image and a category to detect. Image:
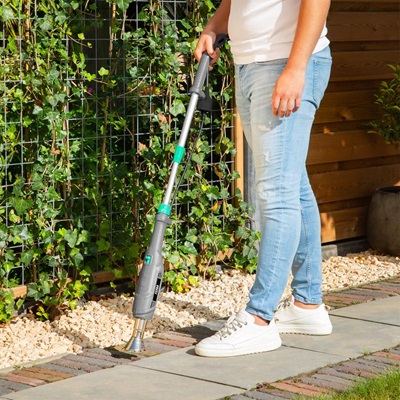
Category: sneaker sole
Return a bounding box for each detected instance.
[278,324,332,335]
[195,339,282,358]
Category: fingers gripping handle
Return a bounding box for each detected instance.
[189,33,228,97]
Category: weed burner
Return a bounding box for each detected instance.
[125,34,228,352]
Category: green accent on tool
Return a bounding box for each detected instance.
[173,146,185,163]
[157,203,171,215]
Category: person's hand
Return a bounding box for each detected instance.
[272,67,305,118]
[194,31,220,69]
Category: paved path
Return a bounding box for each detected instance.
[0,277,399,400]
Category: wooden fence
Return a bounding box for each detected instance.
[311,0,400,243]
[235,0,400,244]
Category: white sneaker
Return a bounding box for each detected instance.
[195,309,282,357]
[274,296,333,335]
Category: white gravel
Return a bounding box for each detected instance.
[1,250,399,370]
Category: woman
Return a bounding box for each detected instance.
[194,0,333,358]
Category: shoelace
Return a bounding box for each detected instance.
[275,296,331,312]
[275,296,293,323]
[275,296,292,312]
[216,315,248,339]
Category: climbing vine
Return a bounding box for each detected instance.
[0,0,259,322]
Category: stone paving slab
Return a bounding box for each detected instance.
[0,365,242,400]
[329,295,400,326]
[131,345,345,390]
[281,315,400,358]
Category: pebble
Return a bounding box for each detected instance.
[0,250,399,369]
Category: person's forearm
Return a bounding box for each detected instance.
[272,0,331,117]
[202,0,231,36]
[286,0,331,71]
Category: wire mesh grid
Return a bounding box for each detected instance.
[0,0,235,289]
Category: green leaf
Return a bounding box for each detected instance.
[32,104,43,115]
[178,241,197,255]
[96,238,110,252]
[100,221,110,237]
[31,172,45,191]
[10,226,31,244]
[2,261,14,274]
[26,286,40,301]
[79,268,91,277]
[45,187,61,201]
[167,251,180,265]
[98,67,109,77]
[64,229,78,248]
[0,6,14,21]
[40,16,53,31]
[169,99,186,117]
[77,230,90,246]
[8,197,33,215]
[40,278,52,295]
[20,249,35,266]
[70,248,84,266]
[114,0,131,12]
[191,206,204,218]
[206,186,220,201]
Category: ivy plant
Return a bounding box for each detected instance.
[0,0,259,321]
[0,289,23,325]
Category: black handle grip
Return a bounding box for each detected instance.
[213,33,229,50]
[189,34,228,97]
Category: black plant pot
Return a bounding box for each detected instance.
[367,186,400,256]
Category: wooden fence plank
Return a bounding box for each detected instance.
[321,206,368,242]
[4,285,28,298]
[327,12,400,42]
[326,79,380,93]
[232,110,244,197]
[312,120,370,135]
[307,131,400,165]
[315,90,378,124]
[330,1,399,13]
[308,155,400,176]
[311,164,400,203]
[318,197,370,213]
[331,41,400,53]
[330,51,400,82]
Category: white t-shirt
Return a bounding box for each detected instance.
[228,0,329,64]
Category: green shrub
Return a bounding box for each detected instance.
[367,64,400,144]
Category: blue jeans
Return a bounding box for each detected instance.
[235,46,332,321]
